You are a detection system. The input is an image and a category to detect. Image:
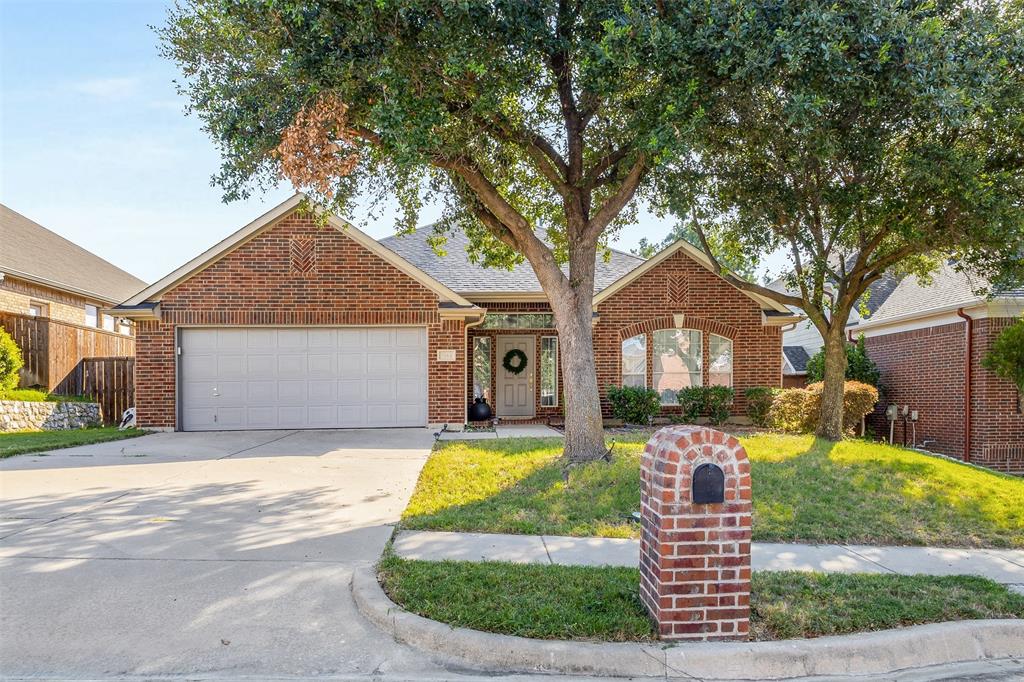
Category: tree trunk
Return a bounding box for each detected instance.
[816,328,849,440]
[553,294,607,463]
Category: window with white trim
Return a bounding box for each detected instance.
[709,334,733,387]
[653,329,702,404]
[472,336,491,400]
[85,305,98,327]
[540,337,558,407]
[101,313,115,332]
[621,334,646,387]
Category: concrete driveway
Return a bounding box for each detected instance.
[0,429,449,679]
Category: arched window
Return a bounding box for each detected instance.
[621,334,646,387]
[653,329,702,404]
[709,334,733,387]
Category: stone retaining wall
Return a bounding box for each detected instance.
[0,400,101,432]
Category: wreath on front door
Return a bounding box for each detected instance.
[502,348,529,375]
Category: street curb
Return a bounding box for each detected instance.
[352,566,1024,679]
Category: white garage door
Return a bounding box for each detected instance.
[179,327,428,431]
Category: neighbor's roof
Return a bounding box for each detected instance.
[380,224,644,295]
[0,203,147,304]
[863,260,1023,327]
[783,345,811,374]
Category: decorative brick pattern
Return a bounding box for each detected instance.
[864,317,1023,475]
[289,236,317,275]
[133,211,466,429]
[639,425,752,641]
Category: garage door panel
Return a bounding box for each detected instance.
[277,354,307,376]
[180,327,427,431]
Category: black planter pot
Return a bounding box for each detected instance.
[469,398,493,421]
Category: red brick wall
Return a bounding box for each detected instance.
[865,317,1023,475]
[134,211,466,428]
[594,250,783,417]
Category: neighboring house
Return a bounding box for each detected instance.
[0,204,146,390]
[114,195,798,432]
[1,204,145,331]
[772,267,901,385]
[857,262,1024,474]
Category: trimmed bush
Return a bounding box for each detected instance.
[606,385,661,425]
[805,381,879,434]
[745,387,780,427]
[0,328,23,395]
[675,387,705,423]
[762,381,880,434]
[983,316,1024,391]
[767,388,814,433]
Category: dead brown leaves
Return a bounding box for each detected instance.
[274,94,360,198]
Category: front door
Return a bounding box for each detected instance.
[496,335,535,417]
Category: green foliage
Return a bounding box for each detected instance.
[806,336,881,387]
[983,317,1024,391]
[765,382,879,434]
[745,387,781,427]
[0,328,23,394]
[606,385,660,425]
[675,387,705,423]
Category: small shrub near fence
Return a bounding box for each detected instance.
[0,328,23,394]
[750,381,878,434]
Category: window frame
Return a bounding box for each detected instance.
[621,334,647,388]
[540,336,558,407]
[85,304,99,327]
[709,334,733,388]
[28,301,48,317]
[480,313,555,329]
[101,313,115,332]
[472,336,492,401]
[652,328,703,405]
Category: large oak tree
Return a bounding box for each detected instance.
[160,0,767,461]
[657,0,1024,439]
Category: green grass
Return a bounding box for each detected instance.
[0,427,146,458]
[1,389,92,402]
[402,433,1024,548]
[379,557,1024,642]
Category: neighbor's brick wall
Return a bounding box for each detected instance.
[0,276,98,326]
[865,317,1023,475]
[594,250,782,417]
[133,211,466,429]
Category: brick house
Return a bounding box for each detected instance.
[858,262,1024,474]
[1,204,145,331]
[114,195,797,431]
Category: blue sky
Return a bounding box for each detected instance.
[1,0,681,285]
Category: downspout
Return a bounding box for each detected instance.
[464,310,488,420]
[956,308,973,463]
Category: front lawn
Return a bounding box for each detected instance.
[0,427,146,458]
[402,433,1024,548]
[379,557,1024,641]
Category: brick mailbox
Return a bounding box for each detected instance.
[639,425,752,641]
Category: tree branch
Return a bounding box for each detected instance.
[585,155,647,239]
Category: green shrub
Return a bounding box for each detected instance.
[672,386,735,425]
[2,388,49,402]
[806,335,881,387]
[0,328,23,394]
[983,316,1024,391]
[805,381,879,434]
[606,385,661,425]
[763,381,880,434]
[745,387,780,427]
[767,388,814,432]
[675,387,705,423]
[705,386,734,426]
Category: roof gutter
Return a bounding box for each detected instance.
[955,307,974,463]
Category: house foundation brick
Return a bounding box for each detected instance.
[639,425,752,641]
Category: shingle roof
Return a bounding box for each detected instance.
[380,224,645,294]
[865,261,1013,325]
[1,204,147,304]
[783,345,811,374]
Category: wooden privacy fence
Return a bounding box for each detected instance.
[58,357,135,425]
[1,312,136,424]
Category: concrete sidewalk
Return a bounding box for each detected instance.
[437,424,563,440]
[393,530,1024,588]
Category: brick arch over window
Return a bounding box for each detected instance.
[617,315,739,342]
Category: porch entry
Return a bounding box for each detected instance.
[496,335,535,417]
